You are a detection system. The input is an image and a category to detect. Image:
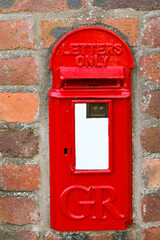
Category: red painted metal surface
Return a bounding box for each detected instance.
[48,27,134,231]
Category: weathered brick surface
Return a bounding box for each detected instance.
[91,232,136,240]
[142,226,160,240]
[0,57,38,85]
[0,0,159,236]
[93,0,160,10]
[141,126,160,153]
[102,18,138,46]
[0,93,39,122]
[0,197,40,225]
[45,232,61,240]
[66,0,85,9]
[112,231,136,240]
[140,91,160,118]
[41,20,75,48]
[0,20,36,50]
[63,233,90,240]
[0,129,39,158]
[0,230,39,240]
[142,159,160,188]
[142,195,160,222]
[90,233,111,240]
[0,0,85,13]
[0,164,40,191]
[139,55,160,83]
[142,17,160,48]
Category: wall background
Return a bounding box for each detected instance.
[0,0,160,239]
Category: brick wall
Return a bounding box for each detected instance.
[0,0,159,239]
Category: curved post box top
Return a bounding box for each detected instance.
[49,27,134,98]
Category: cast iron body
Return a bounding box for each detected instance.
[49,27,134,231]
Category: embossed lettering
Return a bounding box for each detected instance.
[61,43,123,67]
[60,185,124,220]
[94,55,103,67]
[75,55,110,67]
[60,186,94,220]
[92,186,125,219]
[103,55,109,66]
[85,55,94,67]
[97,43,106,55]
[61,43,70,55]
[79,43,87,55]
[70,43,79,55]
[61,43,123,56]
[87,43,97,55]
[114,43,123,55]
[75,55,85,67]
[105,43,114,55]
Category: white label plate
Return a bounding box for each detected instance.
[75,103,109,170]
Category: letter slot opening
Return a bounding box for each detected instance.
[75,103,109,170]
[62,79,122,89]
[60,67,124,89]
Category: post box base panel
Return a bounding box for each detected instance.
[75,103,109,170]
[51,220,132,232]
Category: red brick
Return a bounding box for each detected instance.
[90,232,112,240]
[141,126,160,153]
[142,226,160,240]
[0,129,39,158]
[139,55,160,83]
[102,18,138,46]
[142,17,160,47]
[93,0,160,10]
[45,232,61,240]
[0,231,39,240]
[0,20,36,50]
[0,93,39,122]
[0,198,40,225]
[126,230,137,240]
[112,231,136,240]
[0,0,85,13]
[142,195,160,222]
[142,159,160,188]
[41,20,75,48]
[0,164,40,191]
[0,57,38,85]
[140,91,160,118]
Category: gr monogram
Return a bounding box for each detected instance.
[60,185,124,220]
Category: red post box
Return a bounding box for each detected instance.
[48,27,134,231]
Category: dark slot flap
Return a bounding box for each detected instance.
[62,79,122,89]
[60,67,124,80]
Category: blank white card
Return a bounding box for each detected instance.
[75,103,109,170]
